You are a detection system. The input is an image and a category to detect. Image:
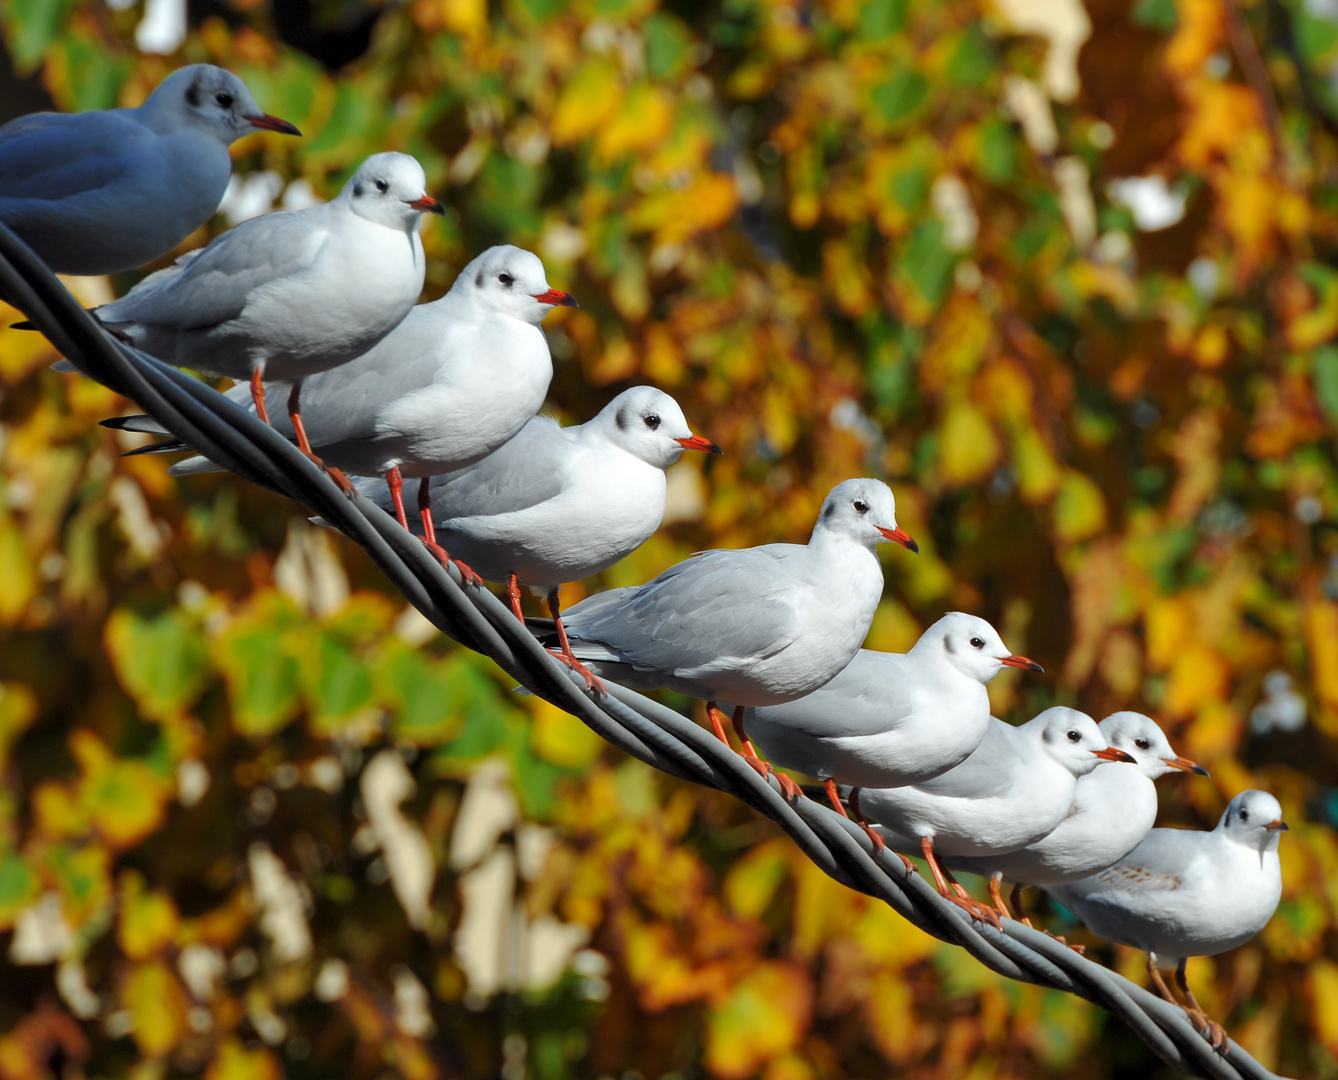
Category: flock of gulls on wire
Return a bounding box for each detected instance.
[0,64,1289,1053]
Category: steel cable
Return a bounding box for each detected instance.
[0,222,1288,1080]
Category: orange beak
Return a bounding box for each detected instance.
[673,434,723,455]
[1092,747,1137,762]
[531,288,579,308]
[405,194,446,215]
[1263,819,1289,831]
[877,526,919,553]
[1161,756,1210,776]
[1000,654,1044,673]
[245,113,301,136]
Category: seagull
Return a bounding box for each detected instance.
[944,711,1208,922]
[738,612,1042,848]
[0,65,299,276]
[93,152,442,470]
[359,386,719,686]
[532,478,918,772]
[105,245,574,565]
[1046,789,1287,1050]
[860,707,1135,925]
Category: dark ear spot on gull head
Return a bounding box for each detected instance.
[185,74,202,109]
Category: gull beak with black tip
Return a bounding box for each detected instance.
[1162,756,1210,776]
[245,114,302,136]
[878,526,919,554]
[1263,819,1289,831]
[674,435,724,455]
[1093,747,1138,762]
[531,288,579,308]
[405,194,446,215]
[1001,654,1044,674]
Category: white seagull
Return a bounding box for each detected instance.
[93,152,442,465]
[860,707,1134,925]
[360,386,719,657]
[1046,789,1287,1050]
[944,711,1208,922]
[0,65,298,276]
[738,612,1041,846]
[538,478,918,769]
[107,245,574,559]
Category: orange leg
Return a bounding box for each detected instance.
[1174,959,1228,1052]
[987,873,1015,921]
[286,381,352,493]
[732,706,802,800]
[822,780,898,859]
[386,467,409,530]
[417,477,481,586]
[546,588,604,696]
[506,574,524,622]
[919,837,1001,929]
[707,701,731,745]
[250,367,270,426]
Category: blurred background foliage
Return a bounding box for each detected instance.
[0,0,1337,1075]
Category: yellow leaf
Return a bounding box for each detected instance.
[118,870,180,960]
[78,752,171,850]
[938,401,1000,486]
[412,0,487,40]
[122,960,188,1059]
[1052,470,1107,543]
[205,1039,282,1080]
[0,682,36,770]
[1306,601,1338,711]
[1144,596,1193,671]
[551,63,623,145]
[723,838,789,919]
[1011,428,1063,503]
[704,962,813,1079]
[529,699,604,769]
[1162,643,1231,719]
[628,172,739,247]
[596,84,675,161]
[862,972,917,1064]
[1309,959,1338,1056]
[0,515,36,624]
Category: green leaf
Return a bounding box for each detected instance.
[947,28,994,87]
[976,118,1017,183]
[857,0,908,40]
[380,647,478,746]
[105,609,211,722]
[643,12,695,80]
[212,624,303,737]
[1313,345,1338,421]
[48,30,132,110]
[2,0,77,74]
[0,849,39,930]
[871,70,929,126]
[301,635,376,736]
[902,221,956,307]
[1132,0,1177,32]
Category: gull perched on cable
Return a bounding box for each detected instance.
[945,712,1208,923]
[91,152,442,469]
[359,386,719,682]
[860,707,1134,925]
[106,245,574,568]
[532,478,918,769]
[1046,789,1286,1050]
[738,612,1042,845]
[0,65,298,276]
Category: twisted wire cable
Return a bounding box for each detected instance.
[0,222,1287,1080]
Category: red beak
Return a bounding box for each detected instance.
[1162,756,1210,776]
[1263,819,1289,831]
[245,113,301,136]
[673,434,723,455]
[1001,654,1044,673]
[531,288,579,308]
[877,526,919,553]
[405,194,446,215]
[1092,747,1137,762]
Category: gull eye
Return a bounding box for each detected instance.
[969,637,985,649]
[1135,738,1150,750]
[1239,808,1249,822]
[214,91,234,108]
[643,414,661,430]
[1067,730,1081,743]
[374,179,389,193]
[498,272,514,287]
[852,500,869,514]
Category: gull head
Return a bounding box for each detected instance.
[919,611,1043,685]
[342,152,443,230]
[596,387,721,470]
[147,65,300,143]
[1033,706,1135,778]
[1100,711,1208,780]
[1220,790,1288,851]
[453,245,577,324]
[812,478,918,553]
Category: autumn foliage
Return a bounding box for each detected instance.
[0,0,1336,1076]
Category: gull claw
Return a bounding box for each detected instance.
[742,755,802,801]
[547,649,606,697]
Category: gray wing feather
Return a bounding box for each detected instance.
[0,111,140,203]
[427,417,571,519]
